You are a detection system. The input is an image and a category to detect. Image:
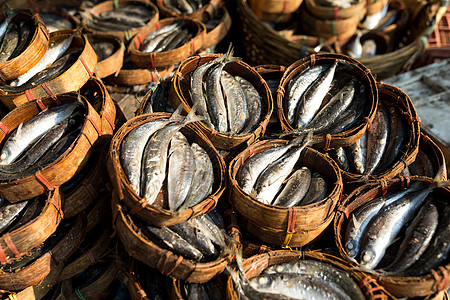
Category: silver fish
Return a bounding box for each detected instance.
[295,62,337,129]
[235,75,261,134]
[362,3,389,29]
[0,101,83,165]
[0,22,19,63]
[299,172,327,205]
[221,71,247,134]
[40,13,73,32]
[0,6,16,41]
[364,102,389,176]
[205,62,229,132]
[181,143,213,209]
[333,147,350,172]
[346,133,367,175]
[263,259,365,300]
[140,23,180,53]
[196,214,226,248]
[347,31,363,58]
[252,133,312,205]
[167,131,195,211]
[271,167,311,207]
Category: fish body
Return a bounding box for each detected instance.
[347,133,367,175]
[332,147,350,172]
[408,150,435,177]
[271,167,311,207]
[347,31,362,58]
[0,7,16,41]
[181,143,213,209]
[0,101,83,165]
[221,71,247,134]
[206,62,228,132]
[141,23,179,53]
[0,200,28,235]
[10,21,31,60]
[363,3,389,29]
[235,76,261,134]
[364,102,389,175]
[167,131,195,211]
[0,22,19,63]
[299,172,327,205]
[40,13,73,32]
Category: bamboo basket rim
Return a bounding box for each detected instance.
[202,5,232,49]
[105,64,174,86]
[155,0,222,20]
[85,33,125,79]
[304,0,366,19]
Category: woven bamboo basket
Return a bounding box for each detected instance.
[202,5,232,50]
[276,53,378,150]
[169,54,272,150]
[111,194,236,283]
[155,0,222,20]
[300,6,362,41]
[334,177,450,298]
[58,224,113,282]
[85,34,125,79]
[248,0,304,23]
[80,77,117,137]
[366,0,389,16]
[340,83,420,186]
[62,146,108,219]
[107,112,225,227]
[304,0,366,20]
[134,77,173,116]
[104,64,174,86]
[0,262,65,299]
[0,29,97,111]
[0,93,102,202]
[0,213,85,291]
[0,10,49,82]
[85,189,113,233]
[0,189,62,267]
[129,18,206,69]
[229,140,343,247]
[226,250,391,300]
[84,0,159,42]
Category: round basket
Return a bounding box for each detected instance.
[0,93,102,202]
[366,0,389,16]
[129,18,206,69]
[0,189,62,267]
[304,0,366,20]
[334,177,450,298]
[248,0,304,23]
[83,0,159,42]
[0,213,85,291]
[225,250,391,300]
[107,113,226,227]
[0,29,97,111]
[276,53,378,150]
[0,10,49,82]
[85,188,112,233]
[340,82,420,185]
[85,33,125,79]
[169,53,272,150]
[202,5,232,50]
[229,139,343,247]
[155,0,222,20]
[111,194,235,283]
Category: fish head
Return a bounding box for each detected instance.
[345,240,359,258]
[359,248,378,270]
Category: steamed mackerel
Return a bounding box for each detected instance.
[252,133,312,205]
[0,22,19,63]
[11,31,76,87]
[205,62,228,132]
[364,102,389,175]
[346,133,366,175]
[120,119,170,196]
[271,167,311,207]
[295,62,337,129]
[263,259,365,300]
[299,172,327,205]
[167,131,195,211]
[10,21,31,60]
[140,23,179,53]
[235,75,261,134]
[0,7,17,41]
[181,142,214,209]
[221,71,247,134]
[333,147,350,172]
[0,101,83,165]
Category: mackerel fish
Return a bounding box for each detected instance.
[300,172,328,205]
[364,102,389,176]
[0,22,19,63]
[235,75,261,134]
[221,71,247,134]
[271,167,311,207]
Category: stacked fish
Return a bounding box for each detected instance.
[139,209,227,262]
[120,109,214,212]
[163,0,206,14]
[233,259,365,299]
[344,180,450,276]
[141,79,173,114]
[282,61,368,137]
[189,51,262,134]
[139,20,194,54]
[237,134,328,206]
[85,2,156,32]
[91,40,116,62]
[0,30,81,93]
[332,102,406,176]
[402,148,438,178]
[0,101,85,178]
[39,13,75,32]
[0,8,31,64]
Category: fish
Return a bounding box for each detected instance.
[271,167,311,207]
[249,273,352,300]
[344,181,425,259]
[9,21,31,60]
[0,200,28,235]
[170,218,218,258]
[383,200,439,273]
[39,13,73,32]
[181,142,214,209]
[0,101,84,165]
[377,9,399,30]
[141,108,201,204]
[205,60,230,132]
[359,181,435,269]
[140,22,180,53]
[262,259,365,300]
[286,64,329,126]
[8,196,44,232]
[92,41,115,61]
[361,40,377,57]
[407,150,435,177]
[295,62,337,129]
[185,283,210,300]
[251,132,313,205]
[402,203,450,276]
[221,71,247,134]
[10,28,80,87]
[346,133,367,175]
[0,6,16,41]
[196,214,226,248]
[167,131,195,211]
[332,147,350,172]
[363,102,389,176]
[0,22,19,63]
[299,172,328,205]
[167,0,194,13]
[362,3,389,29]
[235,75,262,134]
[347,31,363,58]
[143,225,203,260]
[144,80,171,114]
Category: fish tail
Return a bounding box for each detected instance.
[184,102,205,124]
[170,104,185,121]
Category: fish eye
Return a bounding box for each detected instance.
[346,241,354,250]
[362,251,373,262]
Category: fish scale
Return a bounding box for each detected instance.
[221,71,247,133]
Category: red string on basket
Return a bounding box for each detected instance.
[4,234,19,257]
[0,123,10,136]
[35,170,55,191]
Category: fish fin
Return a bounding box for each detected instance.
[352,214,361,230]
[4,5,12,18]
[184,102,204,124]
[170,104,184,121]
[15,122,23,138]
[433,165,446,183]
